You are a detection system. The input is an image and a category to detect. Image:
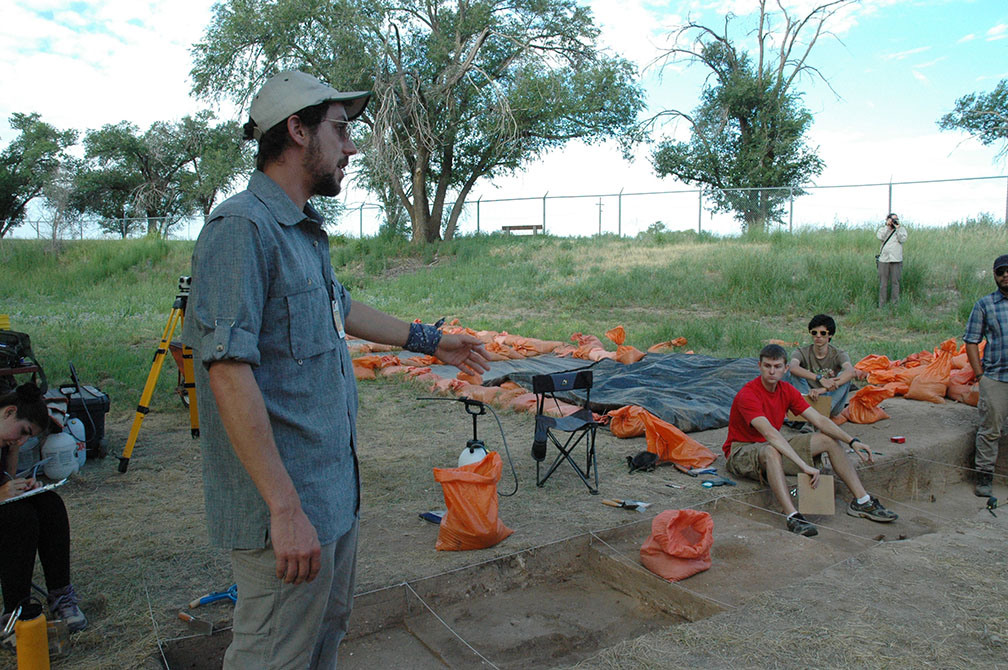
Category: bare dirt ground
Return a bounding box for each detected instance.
[4,378,1006,670]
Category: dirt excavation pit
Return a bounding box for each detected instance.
[158,454,1003,669]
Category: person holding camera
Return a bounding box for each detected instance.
[876,213,907,307]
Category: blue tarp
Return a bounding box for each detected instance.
[429,352,759,433]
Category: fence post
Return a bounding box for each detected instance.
[888,180,892,215]
[697,189,702,234]
[597,198,602,235]
[359,204,364,238]
[618,188,623,237]
[542,191,548,234]
[477,197,481,233]
[1004,176,1007,226]
[789,188,794,233]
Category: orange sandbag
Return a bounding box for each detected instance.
[905,343,954,404]
[855,354,893,374]
[605,326,626,345]
[607,405,648,438]
[640,411,716,468]
[841,385,894,424]
[647,337,688,353]
[433,452,513,551]
[352,354,384,380]
[639,509,713,582]
[615,345,646,365]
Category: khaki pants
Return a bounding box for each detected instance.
[975,375,1008,473]
[878,261,902,306]
[224,520,359,670]
[726,433,822,482]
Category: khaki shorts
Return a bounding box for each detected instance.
[726,433,822,483]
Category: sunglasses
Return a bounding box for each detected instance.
[810,329,830,336]
[996,267,1008,277]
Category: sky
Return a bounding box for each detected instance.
[2,0,1007,238]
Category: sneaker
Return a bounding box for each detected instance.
[975,472,993,497]
[847,496,898,522]
[47,585,87,633]
[786,513,818,537]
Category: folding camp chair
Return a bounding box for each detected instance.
[531,370,599,494]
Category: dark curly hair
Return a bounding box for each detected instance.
[808,314,836,337]
[0,382,50,433]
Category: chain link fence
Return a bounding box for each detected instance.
[9,175,1008,241]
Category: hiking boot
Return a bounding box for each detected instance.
[47,584,87,633]
[847,496,898,522]
[975,471,994,497]
[786,513,818,537]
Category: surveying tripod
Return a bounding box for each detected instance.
[119,276,199,473]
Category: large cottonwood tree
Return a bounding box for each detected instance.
[938,78,1008,160]
[0,113,77,238]
[651,0,848,232]
[190,0,644,242]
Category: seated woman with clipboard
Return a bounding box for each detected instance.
[0,382,87,633]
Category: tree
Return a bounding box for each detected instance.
[191,0,644,243]
[650,1,846,232]
[938,78,1008,160]
[178,111,253,218]
[70,163,145,238]
[0,113,77,238]
[82,121,198,237]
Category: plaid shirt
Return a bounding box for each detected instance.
[963,289,1008,382]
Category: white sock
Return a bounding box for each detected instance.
[856,494,871,505]
[787,511,798,519]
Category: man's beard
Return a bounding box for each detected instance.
[304,134,341,197]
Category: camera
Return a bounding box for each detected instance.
[178,276,192,293]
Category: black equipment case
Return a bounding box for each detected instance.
[59,383,110,457]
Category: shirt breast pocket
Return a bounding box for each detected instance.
[285,284,338,360]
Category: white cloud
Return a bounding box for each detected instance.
[958,33,977,43]
[881,46,931,61]
[987,23,1007,40]
[911,70,929,84]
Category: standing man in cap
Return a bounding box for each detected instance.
[963,254,1008,497]
[182,70,489,669]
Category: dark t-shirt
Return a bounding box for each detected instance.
[722,378,809,457]
[790,344,851,389]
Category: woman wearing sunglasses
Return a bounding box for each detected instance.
[0,382,87,636]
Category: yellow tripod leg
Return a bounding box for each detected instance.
[181,340,199,438]
[119,307,182,472]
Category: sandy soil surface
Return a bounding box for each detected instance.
[5,378,1006,670]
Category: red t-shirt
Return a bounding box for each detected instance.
[722,378,810,457]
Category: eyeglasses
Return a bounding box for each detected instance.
[322,117,353,142]
[810,329,830,337]
[996,267,1008,277]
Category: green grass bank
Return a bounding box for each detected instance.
[1,220,1005,417]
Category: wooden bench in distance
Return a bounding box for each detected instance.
[501,224,543,235]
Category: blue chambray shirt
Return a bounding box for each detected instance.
[181,171,359,549]
[963,289,1008,382]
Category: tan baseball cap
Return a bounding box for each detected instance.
[249,70,370,139]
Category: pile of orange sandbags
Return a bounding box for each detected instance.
[854,338,983,408]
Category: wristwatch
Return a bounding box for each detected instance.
[848,437,861,447]
[815,373,823,383]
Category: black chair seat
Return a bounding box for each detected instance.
[531,371,598,494]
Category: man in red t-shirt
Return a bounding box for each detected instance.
[723,344,897,537]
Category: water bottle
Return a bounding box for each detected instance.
[66,418,87,471]
[15,599,50,669]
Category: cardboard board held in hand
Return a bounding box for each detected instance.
[797,473,835,515]
[786,395,830,423]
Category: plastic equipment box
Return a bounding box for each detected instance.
[58,384,110,457]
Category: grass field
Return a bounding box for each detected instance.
[0,219,1005,418]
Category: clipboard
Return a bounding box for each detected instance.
[797,473,835,515]
[1,478,68,505]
